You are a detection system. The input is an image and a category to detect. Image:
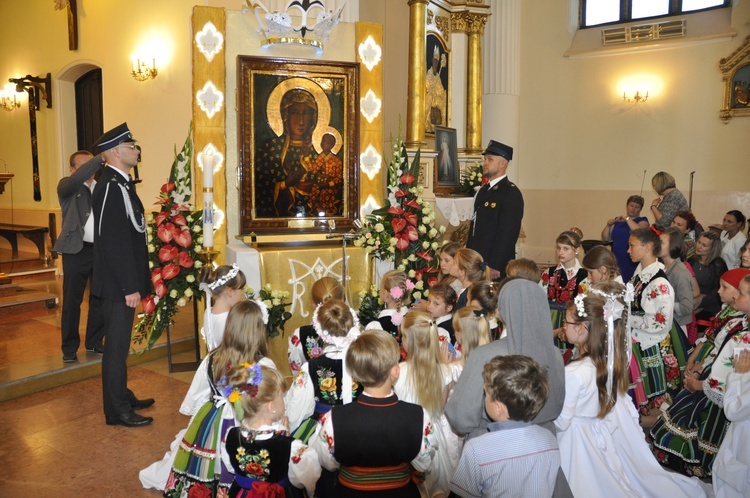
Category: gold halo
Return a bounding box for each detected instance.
[266,77,342,155]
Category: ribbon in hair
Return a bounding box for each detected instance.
[649,225,662,236]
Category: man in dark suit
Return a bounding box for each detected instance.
[91,123,154,427]
[466,140,524,281]
[54,150,105,363]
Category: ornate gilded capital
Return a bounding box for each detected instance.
[451,11,488,36]
[435,15,451,38]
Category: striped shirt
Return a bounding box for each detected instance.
[450,420,559,498]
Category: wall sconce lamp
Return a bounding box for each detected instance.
[131,57,158,81]
[623,90,649,104]
[9,73,52,110]
[0,88,20,111]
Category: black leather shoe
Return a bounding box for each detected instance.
[131,398,155,410]
[105,411,153,427]
[86,346,104,354]
[62,353,77,363]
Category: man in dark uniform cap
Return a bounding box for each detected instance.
[466,140,524,280]
[91,122,154,427]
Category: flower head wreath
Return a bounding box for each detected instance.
[312,302,361,403]
[219,362,263,420]
[199,263,243,342]
[582,283,635,399]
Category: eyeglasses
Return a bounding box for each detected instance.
[564,321,587,330]
[118,144,138,150]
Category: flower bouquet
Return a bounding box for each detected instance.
[354,137,446,321]
[245,283,293,339]
[459,160,487,195]
[132,125,204,352]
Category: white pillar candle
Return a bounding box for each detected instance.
[203,154,214,189]
[203,191,214,248]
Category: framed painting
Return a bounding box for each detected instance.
[425,33,449,135]
[433,126,460,196]
[720,34,750,123]
[238,56,359,234]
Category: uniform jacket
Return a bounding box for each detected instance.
[467,176,524,276]
[91,166,150,301]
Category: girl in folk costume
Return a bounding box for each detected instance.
[467,281,500,340]
[164,300,277,498]
[199,263,247,352]
[713,349,750,498]
[222,364,321,498]
[394,312,462,498]
[650,269,750,478]
[426,282,457,347]
[627,227,687,413]
[285,299,362,434]
[450,248,491,311]
[311,330,435,498]
[287,276,345,376]
[365,270,410,339]
[285,299,361,496]
[555,282,708,498]
[541,231,589,360]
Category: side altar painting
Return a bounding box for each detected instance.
[238,57,359,232]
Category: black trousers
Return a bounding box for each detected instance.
[101,298,138,417]
[60,244,104,354]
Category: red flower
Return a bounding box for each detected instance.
[659,283,669,294]
[178,251,194,268]
[427,277,438,287]
[666,367,680,381]
[709,378,719,389]
[395,234,410,251]
[291,335,300,346]
[158,244,179,263]
[291,455,301,464]
[188,483,212,498]
[403,211,418,227]
[387,206,404,215]
[141,296,156,314]
[403,199,420,209]
[157,222,175,243]
[151,268,163,285]
[246,462,264,476]
[395,189,409,198]
[391,218,407,234]
[416,251,433,262]
[399,173,416,185]
[481,176,489,186]
[559,291,572,302]
[649,290,658,299]
[172,214,187,226]
[161,263,181,280]
[160,182,175,194]
[541,273,549,283]
[405,225,419,241]
[154,280,167,299]
[654,312,666,324]
[172,228,193,248]
[155,211,170,226]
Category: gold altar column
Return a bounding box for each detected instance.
[454,12,489,154]
[406,0,428,148]
[192,6,227,263]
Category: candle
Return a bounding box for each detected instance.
[203,154,214,189]
[203,191,214,249]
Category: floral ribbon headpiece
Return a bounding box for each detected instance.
[219,362,263,420]
[575,283,635,399]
